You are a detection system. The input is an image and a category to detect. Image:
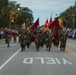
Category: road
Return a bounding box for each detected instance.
[0,38,76,75]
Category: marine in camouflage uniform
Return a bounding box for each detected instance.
[41,29,46,47]
[26,29,31,48]
[59,29,68,52]
[4,28,11,47]
[35,28,42,51]
[19,25,27,51]
[12,30,17,43]
[45,30,53,51]
[53,29,59,47]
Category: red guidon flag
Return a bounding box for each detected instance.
[29,18,39,42]
[30,18,39,30]
[49,17,59,30]
[49,17,52,26]
[45,19,49,28]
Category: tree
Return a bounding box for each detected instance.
[59,3,76,29]
[0,0,34,28]
[8,1,34,28]
[0,0,8,27]
[17,7,33,27]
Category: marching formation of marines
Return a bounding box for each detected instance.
[3,24,68,52]
[19,23,67,52]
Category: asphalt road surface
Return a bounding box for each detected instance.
[0,38,76,75]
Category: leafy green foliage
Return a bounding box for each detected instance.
[0,0,8,27]
[59,5,76,29]
[0,0,34,28]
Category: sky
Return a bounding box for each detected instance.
[9,0,76,26]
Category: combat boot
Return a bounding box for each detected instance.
[63,48,65,52]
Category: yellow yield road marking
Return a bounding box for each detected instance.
[66,48,76,57]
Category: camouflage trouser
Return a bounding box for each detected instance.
[46,41,52,51]
[26,38,31,48]
[13,36,16,43]
[35,38,43,51]
[53,38,59,46]
[5,36,10,47]
[20,39,26,51]
[60,40,66,52]
[39,39,44,47]
[35,39,40,51]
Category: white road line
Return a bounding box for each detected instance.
[0,49,21,70]
[0,44,15,46]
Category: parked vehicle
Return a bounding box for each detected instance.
[72,29,76,39]
[68,29,76,39]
